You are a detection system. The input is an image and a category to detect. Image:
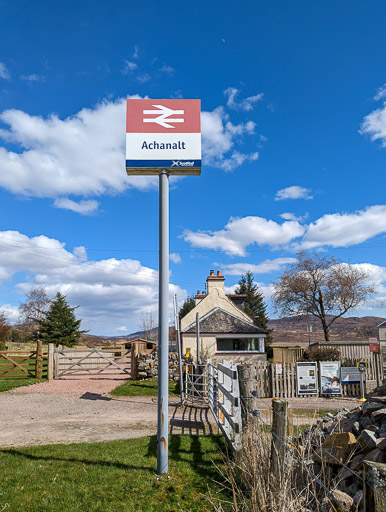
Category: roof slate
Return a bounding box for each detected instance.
[184,307,266,335]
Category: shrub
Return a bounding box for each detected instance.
[301,347,340,362]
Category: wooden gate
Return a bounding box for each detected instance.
[0,345,47,379]
[54,347,131,378]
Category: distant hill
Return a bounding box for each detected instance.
[268,315,385,345]
[7,315,385,348]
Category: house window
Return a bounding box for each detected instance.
[216,338,265,352]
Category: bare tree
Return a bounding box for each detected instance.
[0,310,10,341]
[272,252,375,341]
[139,311,158,340]
[19,288,52,325]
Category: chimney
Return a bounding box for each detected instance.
[206,269,225,294]
[195,289,206,305]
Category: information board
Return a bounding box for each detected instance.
[126,99,201,175]
[296,362,318,395]
[341,367,361,384]
[320,361,342,394]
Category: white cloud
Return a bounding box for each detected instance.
[133,45,139,59]
[0,98,262,201]
[0,63,10,80]
[182,216,305,256]
[275,186,313,201]
[0,230,187,334]
[374,84,386,101]
[361,102,386,146]
[20,74,45,83]
[225,282,275,300]
[122,61,138,73]
[299,205,386,249]
[137,73,151,83]
[224,87,264,111]
[0,97,159,199]
[116,325,128,332]
[201,106,258,171]
[0,304,19,323]
[159,65,175,75]
[220,258,297,275]
[54,198,100,215]
[170,253,181,263]
[280,212,308,222]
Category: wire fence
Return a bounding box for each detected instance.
[240,387,386,512]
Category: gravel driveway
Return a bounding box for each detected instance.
[0,377,173,447]
[0,377,359,448]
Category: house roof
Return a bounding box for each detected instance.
[378,321,386,328]
[183,307,267,335]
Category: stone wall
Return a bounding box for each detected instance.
[136,351,188,381]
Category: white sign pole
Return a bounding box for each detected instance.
[157,170,169,475]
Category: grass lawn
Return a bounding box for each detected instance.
[111,379,179,397]
[0,378,46,393]
[0,435,230,512]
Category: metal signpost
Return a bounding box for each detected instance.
[357,360,367,402]
[126,99,201,475]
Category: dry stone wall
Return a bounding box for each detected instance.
[136,351,188,381]
[302,383,386,510]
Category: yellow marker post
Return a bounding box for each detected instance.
[356,361,367,402]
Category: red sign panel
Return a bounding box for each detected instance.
[369,342,378,353]
[126,99,201,133]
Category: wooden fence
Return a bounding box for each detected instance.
[245,355,384,399]
[0,341,47,379]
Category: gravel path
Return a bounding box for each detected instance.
[0,378,360,448]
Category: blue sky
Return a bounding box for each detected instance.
[1,0,386,335]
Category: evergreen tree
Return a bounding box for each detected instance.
[235,271,273,352]
[179,295,196,320]
[38,292,87,348]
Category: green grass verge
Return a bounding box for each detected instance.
[110,379,179,397]
[0,378,46,393]
[0,435,229,512]
[292,408,336,418]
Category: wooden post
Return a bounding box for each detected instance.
[238,364,258,426]
[35,339,43,379]
[47,343,54,381]
[269,362,274,398]
[131,343,138,380]
[270,399,288,482]
[287,406,294,437]
[363,461,386,512]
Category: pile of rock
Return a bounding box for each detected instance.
[136,351,186,381]
[303,397,386,510]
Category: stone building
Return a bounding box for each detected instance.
[180,269,267,364]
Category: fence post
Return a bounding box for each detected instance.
[363,461,386,512]
[131,343,138,380]
[270,398,288,482]
[269,362,274,397]
[238,364,258,426]
[35,340,43,379]
[47,343,54,381]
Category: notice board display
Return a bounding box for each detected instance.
[320,361,342,395]
[341,367,361,385]
[126,99,201,175]
[296,362,318,395]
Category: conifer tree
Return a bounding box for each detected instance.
[235,271,273,351]
[179,295,196,319]
[38,292,87,347]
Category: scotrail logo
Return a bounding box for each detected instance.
[142,105,184,129]
[171,161,194,167]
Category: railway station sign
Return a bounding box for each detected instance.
[126,99,201,175]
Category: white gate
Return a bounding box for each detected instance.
[208,360,242,450]
[54,348,131,378]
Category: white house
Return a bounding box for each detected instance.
[181,270,267,363]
